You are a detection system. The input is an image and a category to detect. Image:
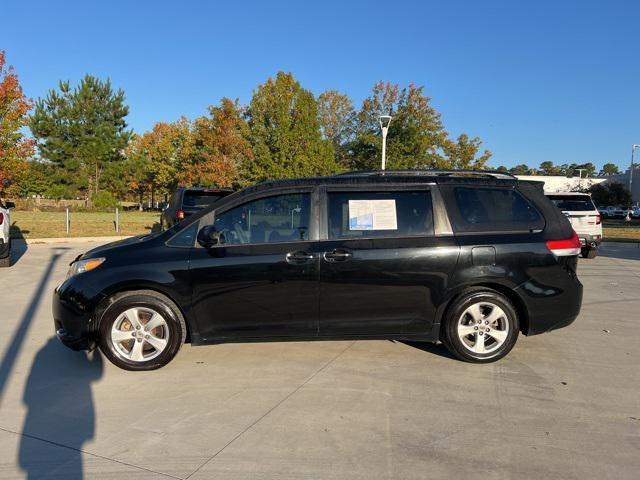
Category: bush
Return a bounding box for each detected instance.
[92,191,119,209]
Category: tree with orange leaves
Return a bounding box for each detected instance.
[188,98,252,188]
[0,51,34,195]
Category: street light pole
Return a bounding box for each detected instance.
[631,144,640,194]
[379,115,392,170]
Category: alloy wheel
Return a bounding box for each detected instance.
[457,302,510,355]
[110,307,170,362]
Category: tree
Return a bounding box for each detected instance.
[349,81,490,171]
[589,182,631,206]
[350,82,447,170]
[599,163,619,176]
[494,165,509,173]
[189,98,252,188]
[129,117,193,201]
[442,133,492,170]
[539,161,564,176]
[317,90,355,168]
[509,164,532,175]
[30,75,131,202]
[244,72,336,183]
[565,162,596,178]
[0,51,34,195]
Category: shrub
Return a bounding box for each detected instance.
[92,191,119,209]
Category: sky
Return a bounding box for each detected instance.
[2,0,639,170]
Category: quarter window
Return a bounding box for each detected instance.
[213,193,310,245]
[452,187,543,232]
[327,191,433,240]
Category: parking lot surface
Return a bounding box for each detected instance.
[0,241,638,479]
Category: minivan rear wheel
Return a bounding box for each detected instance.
[442,290,519,363]
[98,290,186,371]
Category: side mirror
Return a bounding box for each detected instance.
[5,201,15,209]
[197,226,220,248]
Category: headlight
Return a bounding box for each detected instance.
[67,257,105,278]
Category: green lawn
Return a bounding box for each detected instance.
[9,211,161,239]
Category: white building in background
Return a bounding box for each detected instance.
[514,175,607,193]
[514,167,640,204]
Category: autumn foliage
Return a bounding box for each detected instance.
[0,51,34,194]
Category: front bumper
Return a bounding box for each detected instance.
[52,283,100,351]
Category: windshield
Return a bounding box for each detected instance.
[547,195,596,212]
[183,191,228,208]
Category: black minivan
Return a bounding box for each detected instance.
[54,171,583,370]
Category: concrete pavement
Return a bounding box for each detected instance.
[0,241,638,479]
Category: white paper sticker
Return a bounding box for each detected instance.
[348,200,397,230]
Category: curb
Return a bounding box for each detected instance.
[12,236,133,245]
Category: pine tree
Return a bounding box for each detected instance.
[30,75,131,201]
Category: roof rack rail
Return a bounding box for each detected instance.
[335,169,517,180]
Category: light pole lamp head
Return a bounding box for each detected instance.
[379,115,392,130]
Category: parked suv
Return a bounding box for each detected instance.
[0,200,15,268]
[545,192,602,258]
[53,171,583,370]
[160,187,233,229]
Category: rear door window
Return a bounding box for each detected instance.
[450,187,543,233]
[547,195,596,212]
[327,191,433,240]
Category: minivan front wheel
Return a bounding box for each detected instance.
[98,291,186,371]
[443,290,519,363]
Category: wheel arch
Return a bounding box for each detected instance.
[94,284,195,343]
[435,282,530,338]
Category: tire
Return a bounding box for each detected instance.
[582,247,597,259]
[0,240,11,268]
[442,289,519,363]
[98,290,186,371]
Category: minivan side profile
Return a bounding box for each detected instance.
[53,171,583,370]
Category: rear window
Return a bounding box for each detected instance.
[451,187,544,233]
[327,191,433,240]
[183,191,228,208]
[547,195,596,212]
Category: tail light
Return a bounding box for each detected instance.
[546,231,581,257]
[176,210,185,220]
[596,214,602,225]
[0,212,3,225]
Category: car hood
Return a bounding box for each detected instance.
[81,233,160,259]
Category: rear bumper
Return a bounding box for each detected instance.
[517,261,584,336]
[577,233,602,247]
[0,238,9,258]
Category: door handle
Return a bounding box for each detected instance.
[285,251,315,264]
[323,248,353,262]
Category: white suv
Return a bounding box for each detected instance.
[0,200,15,267]
[546,192,602,259]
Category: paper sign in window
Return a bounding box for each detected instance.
[348,200,397,230]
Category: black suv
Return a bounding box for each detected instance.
[160,186,233,229]
[54,171,583,370]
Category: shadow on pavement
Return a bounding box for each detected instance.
[598,242,640,261]
[0,248,101,479]
[10,239,28,266]
[0,250,67,402]
[18,338,102,480]
[398,340,458,360]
